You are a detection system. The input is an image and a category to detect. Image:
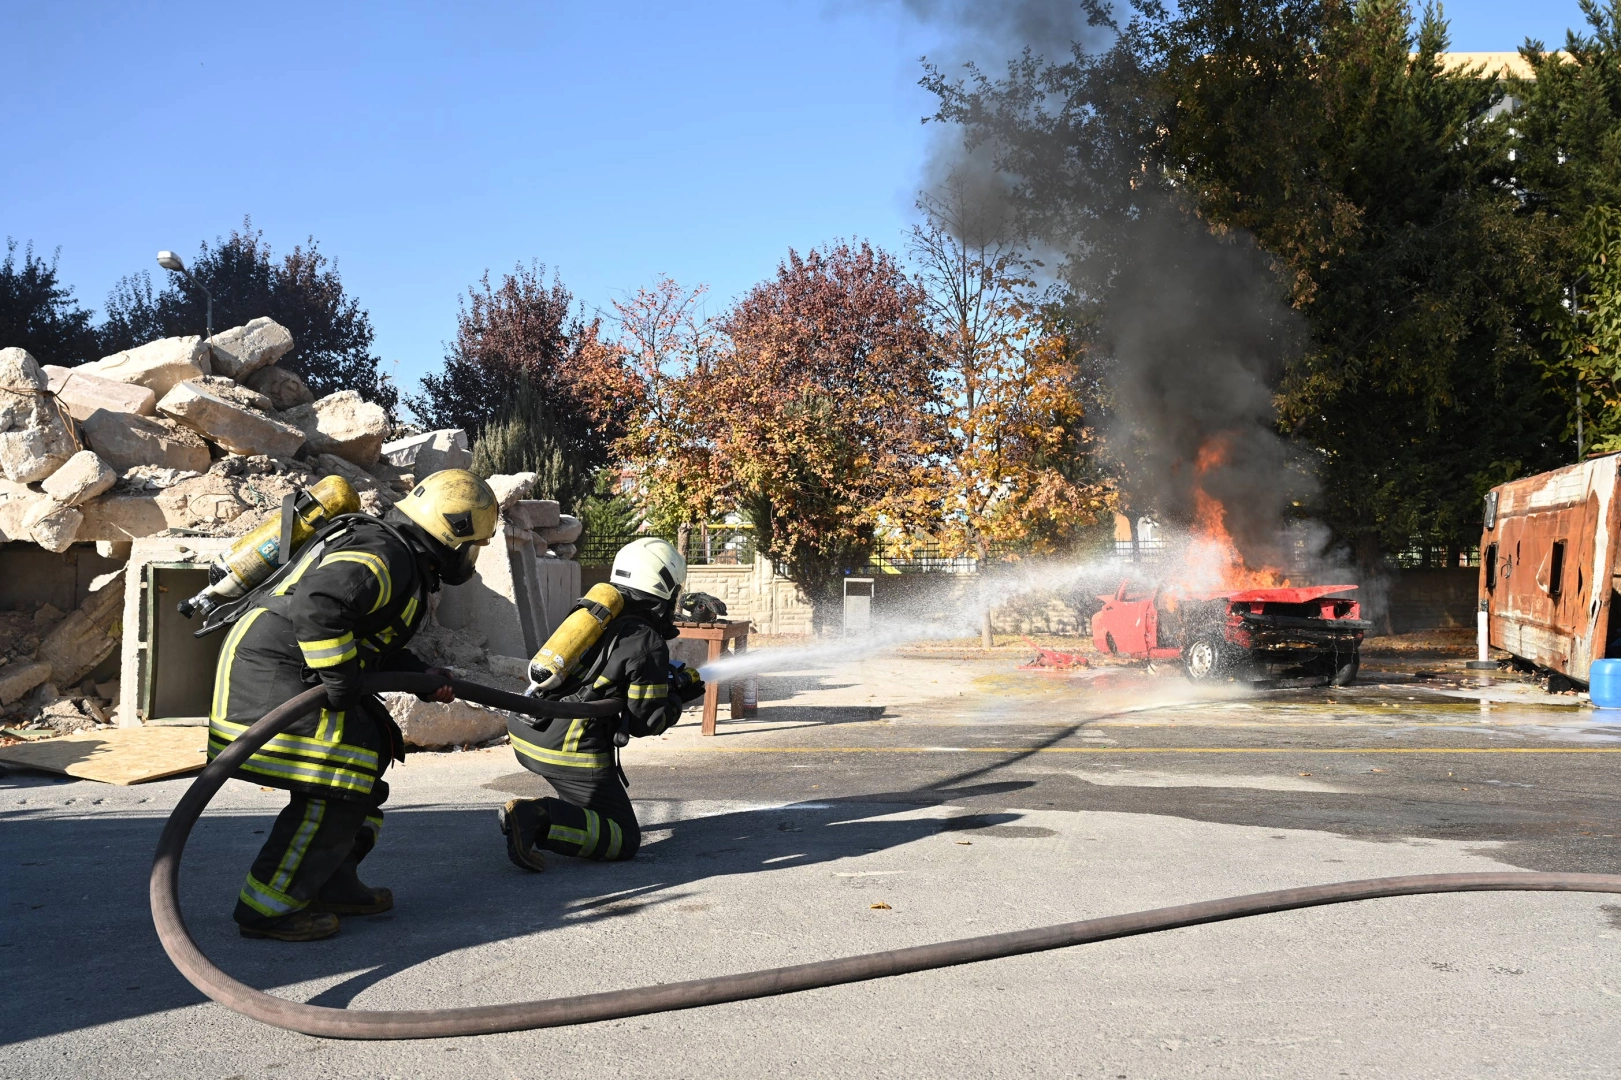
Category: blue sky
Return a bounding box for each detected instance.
[1,1,1595,411]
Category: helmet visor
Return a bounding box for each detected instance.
[440,539,486,586]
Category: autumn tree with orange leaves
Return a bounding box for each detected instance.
[705,242,941,631]
[911,177,1113,643]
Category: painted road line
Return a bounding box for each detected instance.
[664,746,1621,755]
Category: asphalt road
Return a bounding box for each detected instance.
[3,653,1619,1078]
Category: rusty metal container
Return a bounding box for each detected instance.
[1479,453,1621,683]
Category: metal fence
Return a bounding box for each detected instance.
[576,528,758,568]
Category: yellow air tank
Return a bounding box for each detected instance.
[528,582,625,691]
[177,475,361,619]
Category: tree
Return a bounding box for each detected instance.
[411,263,627,496]
[100,219,397,414]
[924,0,1569,567]
[709,242,942,631]
[0,240,98,365]
[910,176,1112,644]
[469,370,597,508]
[1511,3,1621,457]
[598,276,727,548]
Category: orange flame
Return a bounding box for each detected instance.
[1189,437,1290,591]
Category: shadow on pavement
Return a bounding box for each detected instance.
[0,772,1035,1045]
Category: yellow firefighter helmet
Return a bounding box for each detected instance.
[395,470,499,549]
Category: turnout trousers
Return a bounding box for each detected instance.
[235,788,387,927]
[518,768,641,862]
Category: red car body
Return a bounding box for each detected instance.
[1091,582,1368,682]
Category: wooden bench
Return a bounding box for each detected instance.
[674,620,750,736]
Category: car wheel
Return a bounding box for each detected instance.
[1330,652,1359,686]
[1183,635,1226,681]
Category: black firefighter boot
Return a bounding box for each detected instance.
[311,851,394,916]
[239,910,340,942]
[497,798,547,872]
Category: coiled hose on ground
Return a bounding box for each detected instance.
[151,673,1621,1040]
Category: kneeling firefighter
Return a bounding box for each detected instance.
[206,470,498,942]
[499,537,707,870]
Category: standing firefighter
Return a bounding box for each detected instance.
[499,537,706,869]
[208,470,499,941]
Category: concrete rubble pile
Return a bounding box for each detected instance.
[0,319,582,753]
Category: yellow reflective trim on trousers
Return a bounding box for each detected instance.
[314,708,344,744]
[583,809,601,855]
[268,799,326,894]
[563,718,586,754]
[209,717,378,769]
[228,753,374,793]
[320,551,392,613]
[626,682,669,700]
[548,824,587,847]
[272,546,324,596]
[363,813,383,839]
[510,737,612,771]
[299,633,356,668]
[605,818,623,860]
[211,607,269,723]
[239,873,302,917]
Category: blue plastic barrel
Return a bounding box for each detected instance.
[1589,658,1621,708]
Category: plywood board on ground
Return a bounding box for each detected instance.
[0,726,207,785]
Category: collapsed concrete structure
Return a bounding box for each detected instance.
[0,321,584,749]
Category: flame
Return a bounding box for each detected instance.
[1187,436,1290,591]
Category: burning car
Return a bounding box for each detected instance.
[1091,582,1367,685]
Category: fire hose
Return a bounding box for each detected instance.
[152,673,1621,1040]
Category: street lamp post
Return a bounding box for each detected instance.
[156,250,213,348]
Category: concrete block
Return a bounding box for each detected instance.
[157,380,305,458]
[540,514,583,545]
[383,428,472,473]
[42,364,157,421]
[37,571,125,689]
[486,472,538,510]
[82,410,212,474]
[81,335,211,396]
[0,349,78,483]
[280,390,389,467]
[381,693,510,749]
[77,473,253,541]
[244,364,314,409]
[40,451,117,507]
[509,499,561,530]
[23,502,83,553]
[187,375,274,413]
[206,317,293,380]
[0,660,53,706]
[0,347,48,392]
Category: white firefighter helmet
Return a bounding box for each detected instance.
[610,537,686,600]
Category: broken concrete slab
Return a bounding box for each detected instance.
[77,472,254,541]
[82,410,212,474]
[382,429,471,476]
[0,660,52,706]
[187,375,273,413]
[0,349,79,483]
[0,480,50,542]
[22,501,83,553]
[549,543,577,560]
[244,364,314,409]
[38,572,124,689]
[541,514,583,546]
[486,472,538,511]
[509,499,561,530]
[381,693,509,749]
[206,317,293,380]
[80,335,211,396]
[157,381,305,458]
[40,451,117,507]
[42,364,157,421]
[280,390,389,467]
